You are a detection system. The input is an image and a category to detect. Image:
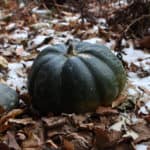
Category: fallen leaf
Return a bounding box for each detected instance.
[0,109,24,132]
[8,118,36,125]
[63,139,74,150]
[134,36,150,50]
[112,94,128,108]
[129,63,139,72]
[46,139,58,149]
[53,23,70,32]
[22,133,43,149]
[16,132,26,141]
[98,27,110,41]
[143,115,150,124]
[0,143,9,150]
[64,132,90,150]
[42,116,67,129]
[22,122,44,149]
[7,131,21,150]
[0,56,8,69]
[129,122,150,144]
[94,127,122,149]
[96,106,119,116]
[115,137,135,150]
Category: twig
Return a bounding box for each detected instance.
[124,14,150,36]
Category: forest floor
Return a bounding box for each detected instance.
[0,1,150,150]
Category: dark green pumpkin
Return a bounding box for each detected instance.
[28,41,126,113]
[0,83,19,112]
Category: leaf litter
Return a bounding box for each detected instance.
[0,1,150,150]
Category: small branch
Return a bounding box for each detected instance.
[124,14,150,36]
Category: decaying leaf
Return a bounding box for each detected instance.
[63,132,91,150]
[42,116,67,129]
[0,143,9,150]
[22,122,44,149]
[94,127,122,149]
[0,109,24,132]
[6,131,21,150]
[0,56,8,69]
[96,106,119,116]
[130,122,150,144]
[134,36,150,50]
[0,1,150,150]
[115,137,135,150]
[112,94,128,108]
[46,139,58,149]
[63,139,74,150]
[8,118,36,125]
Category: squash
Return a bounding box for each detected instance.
[0,83,19,112]
[28,41,126,113]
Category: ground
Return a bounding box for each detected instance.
[0,1,150,150]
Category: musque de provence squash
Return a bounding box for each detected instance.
[28,41,126,113]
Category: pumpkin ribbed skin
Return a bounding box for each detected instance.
[28,42,126,113]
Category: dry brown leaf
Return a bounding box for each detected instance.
[112,94,128,108]
[63,139,74,150]
[46,139,58,149]
[0,109,24,132]
[98,27,110,40]
[7,131,21,150]
[0,56,8,69]
[20,92,32,105]
[94,127,122,149]
[135,36,150,50]
[96,106,119,116]
[2,0,18,10]
[42,116,67,129]
[61,11,74,16]
[143,115,150,124]
[0,105,5,114]
[64,132,90,150]
[22,133,43,149]
[129,122,150,144]
[22,122,44,149]
[53,24,70,32]
[0,109,24,125]
[115,137,135,150]
[129,63,140,72]
[78,123,94,131]
[0,143,9,150]
[16,132,26,141]
[8,118,36,125]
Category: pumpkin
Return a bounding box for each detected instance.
[0,83,19,112]
[28,41,126,113]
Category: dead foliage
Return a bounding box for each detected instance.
[0,0,150,149]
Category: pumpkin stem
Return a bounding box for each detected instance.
[67,43,76,56]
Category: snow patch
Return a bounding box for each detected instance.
[84,37,105,44]
[136,144,148,150]
[139,101,150,115]
[10,29,28,42]
[128,72,150,90]
[64,14,80,22]
[32,7,51,16]
[123,47,150,64]
[7,63,27,92]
